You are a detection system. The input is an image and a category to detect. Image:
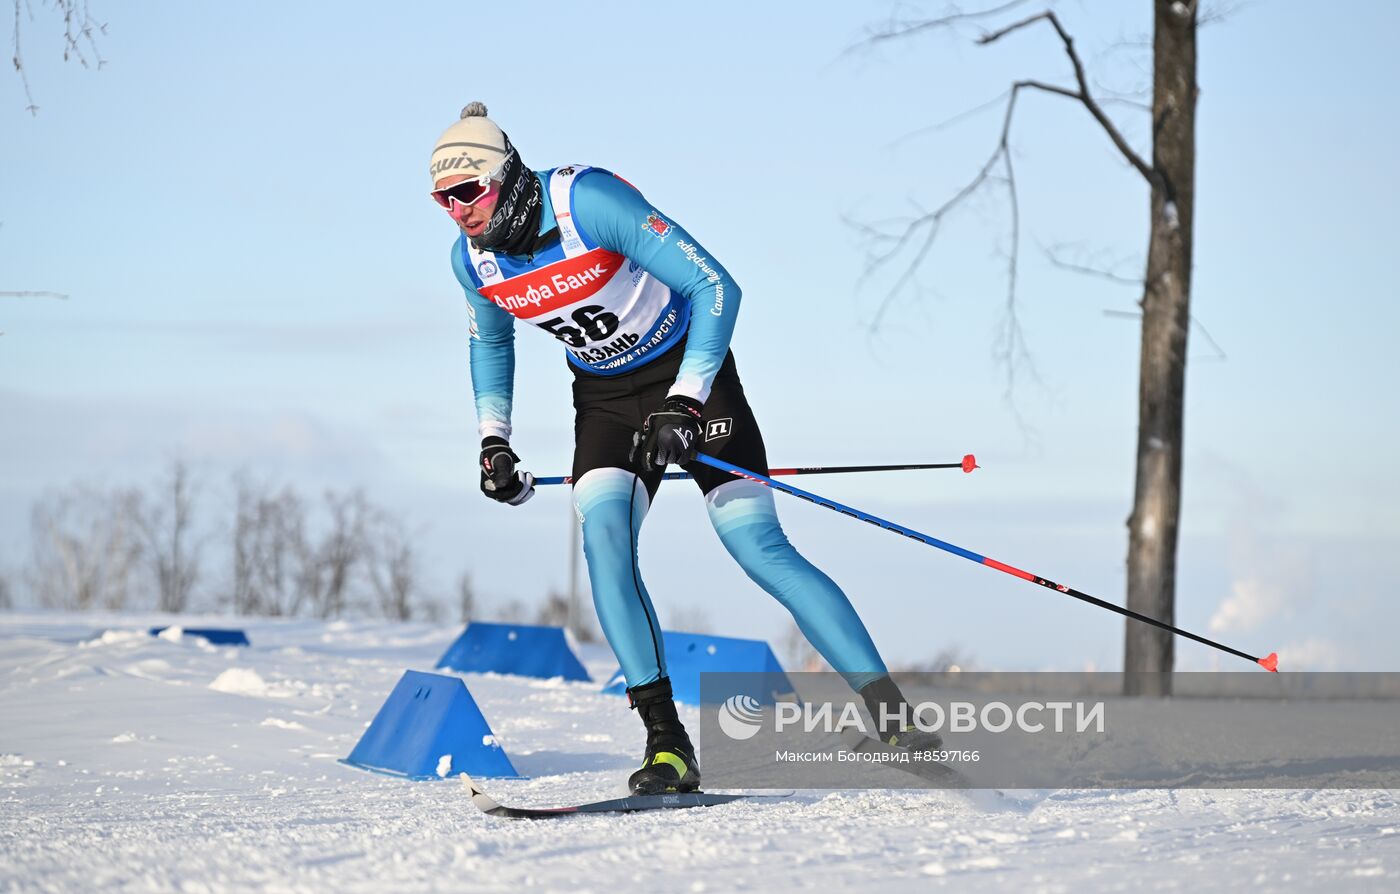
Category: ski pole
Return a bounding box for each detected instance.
[694,452,1279,673]
[533,455,978,487]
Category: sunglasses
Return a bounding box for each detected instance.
[431,176,497,211]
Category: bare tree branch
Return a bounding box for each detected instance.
[1044,242,1144,286]
[1098,95,1153,113]
[862,77,1068,387]
[12,0,38,115]
[1052,259,1141,285]
[978,10,1155,183]
[11,0,107,116]
[853,4,1165,409]
[1090,43,1154,109]
[1200,0,1253,28]
[1092,33,1154,101]
[883,88,1011,149]
[992,93,1036,402]
[1101,310,1228,361]
[855,0,1035,49]
[1054,237,1229,361]
[1191,316,1229,362]
[862,85,1017,329]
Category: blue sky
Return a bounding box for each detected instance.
[2,1,1396,671]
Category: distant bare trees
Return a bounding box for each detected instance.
[230,477,304,616]
[296,490,370,620]
[534,590,597,642]
[227,477,433,620]
[366,510,419,622]
[17,460,447,621]
[28,483,142,610]
[26,465,205,613]
[136,461,201,613]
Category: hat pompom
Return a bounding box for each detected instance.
[460,101,488,119]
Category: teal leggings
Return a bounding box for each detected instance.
[574,469,887,691]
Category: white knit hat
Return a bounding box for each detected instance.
[429,102,510,186]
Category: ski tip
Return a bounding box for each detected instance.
[460,773,504,811]
[1258,652,1279,673]
[962,454,978,474]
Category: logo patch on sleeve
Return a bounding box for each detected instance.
[643,212,672,241]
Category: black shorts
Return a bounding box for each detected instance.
[571,345,768,499]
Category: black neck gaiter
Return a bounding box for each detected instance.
[470,137,559,258]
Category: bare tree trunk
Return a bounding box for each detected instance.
[230,476,260,615]
[1124,0,1198,695]
[104,490,143,611]
[308,490,368,619]
[138,462,201,614]
[367,512,417,621]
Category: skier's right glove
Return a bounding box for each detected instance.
[479,437,535,506]
[632,395,704,470]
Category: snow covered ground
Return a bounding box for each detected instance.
[1,613,1396,893]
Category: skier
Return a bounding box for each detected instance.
[431,102,939,794]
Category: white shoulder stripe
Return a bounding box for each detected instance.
[549,165,593,259]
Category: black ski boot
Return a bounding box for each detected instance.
[626,677,701,795]
[860,675,944,752]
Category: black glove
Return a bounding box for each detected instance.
[632,395,704,470]
[480,437,535,506]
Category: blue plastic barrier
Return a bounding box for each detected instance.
[436,622,590,682]
[149,626,250,646]
[601,631,793,705]
[342,670,522,780]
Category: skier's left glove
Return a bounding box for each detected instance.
[632,396,704,470]
[480,437,535,506]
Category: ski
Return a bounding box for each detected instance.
[461,774,790,820]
